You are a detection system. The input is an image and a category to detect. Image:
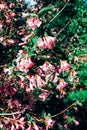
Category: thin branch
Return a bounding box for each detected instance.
[51,102,76,118]
[57,20,71,36]
[50,0,70,23]
[0,111,23,116]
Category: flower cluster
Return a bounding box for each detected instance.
[37,35,56,49]
[27,17,41,30]
[15,50,34,72]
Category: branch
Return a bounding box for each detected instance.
[51,102,76,118]
[50,0,70,23]
[57,20,71,36]
[0,111,23,116]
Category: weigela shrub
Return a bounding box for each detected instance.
[0,0,87,129]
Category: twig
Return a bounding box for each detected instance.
[32,116,43,122]
[51,102,76,118]
[57,20,71,36]
[0,111,23,116]
[50,0,70,23]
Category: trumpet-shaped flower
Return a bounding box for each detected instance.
[15,52,34,72]
[27,17,41,30]
[56,79,68,91]
[37,35,56,49]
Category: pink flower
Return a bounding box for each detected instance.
[33,124,39,130]
[59,60,70,72]
[35,75,46,88]
[40,61,55,74]
[4,116,25,130]
[7,39,15,45]
[26,124,32,130]
[39,90,50,101]
[0,36,3,42]
[9,3,15,8]
[7,99,21,109]
[0,121,3,128]
[0,3,8,10]
[73,119,79,126]
[44,117,55,129]
[37,35,56,49]
[15,54,34,72]
[4,67,12,75]
[56,79,68,91]
[27,17,41,30]
[26,75,36,92]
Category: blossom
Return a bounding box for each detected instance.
[4,67,12,75]
[0,36,4,42]
[26,75,36,92]
[68,70,77,82]
[73,119,79,126]
[35,75,46,88]
[26,74,46,92]
[7,99,22,109]
[44,117,55,129]
[38,90,50,101]
[56,79,68,91]
[59,60,70,72]
[15,53,34,72]
[0,2,8,10]
[4,116,25,130]
[0,121,3,128]
[37,35,56,49]
[27,17,41,30]
[40,61,55,74]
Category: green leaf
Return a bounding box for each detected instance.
[30,37,38,46]
[38,6,54,17]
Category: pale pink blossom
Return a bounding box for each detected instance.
[0,36,3,42]
[40,61,55,74]
[35,75,46,88]
[26,74,46,92]
[37,35,56,49]
[21,35,29,43]
[27,17,41,30]
[4,116,25,130]
[4,67,12,75]
[33,124,39,130]
[44,117,55,129]
[18,80,25,89]
[39,90,50,101]
[9,3,15,8]
[27,75,36,91]
[5,11,15,20]
[56,79,68,91]
[7,99,21,109]
[26,124,32,130]
[0,121,3,128]
[60,60,70,72]
[0,3,8,10]
[15,54,34,72]
[73,119,79,126]
[7,39,15,45]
